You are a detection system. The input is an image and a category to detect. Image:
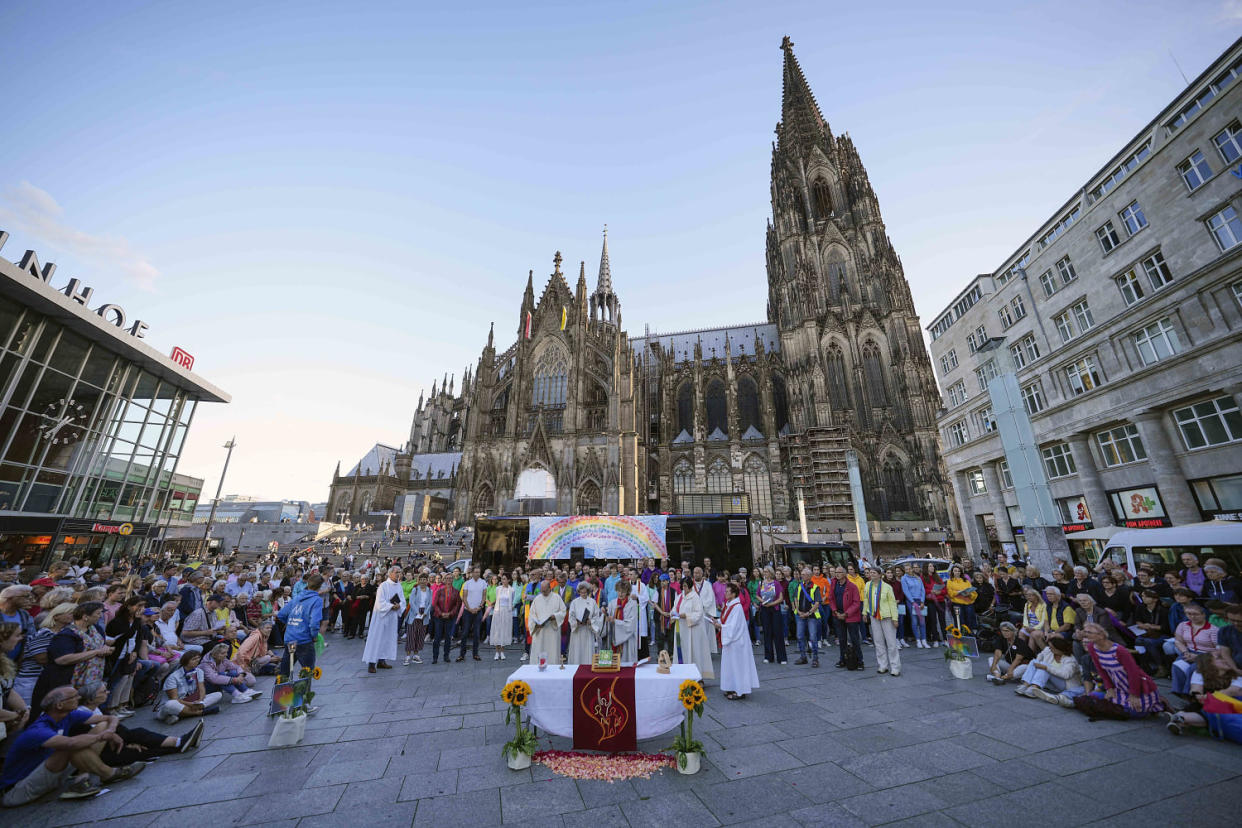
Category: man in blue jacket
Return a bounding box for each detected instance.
[278,574,326,682]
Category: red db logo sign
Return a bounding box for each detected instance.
[170,347,195,371]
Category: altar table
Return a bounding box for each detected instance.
[506,663,701,742]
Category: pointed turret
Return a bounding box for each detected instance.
[590,226,619,325]
[777,36,831,154]
[487,321,494,349]
[333,460,341,480]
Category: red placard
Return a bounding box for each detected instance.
[170,346,195,371]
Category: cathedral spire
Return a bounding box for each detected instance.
[590,225,619,325]
[778,36,831,152]
[596,225,613,294]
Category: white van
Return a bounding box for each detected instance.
[1099,520,1242,574]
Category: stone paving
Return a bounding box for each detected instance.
[13,633,1241,828]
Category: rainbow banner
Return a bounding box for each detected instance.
[528,515,667,560]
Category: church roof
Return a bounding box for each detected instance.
[346,443,401,477]
[630,322,780,365]
[346,444,461,482]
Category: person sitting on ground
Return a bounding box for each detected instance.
[1078,622,1163,720]
[180,593,230,649]
[1131,588,1172,676]
[72,679,203,762]
[986,621,1032,685]
[234,619,277,675]
[1202,559,1239,603]
[1164,649,1242,739]
[0,685,146,806]
[155,651,222,725]
[1171,603,1218,697]
[1013,637,1084,707]
[200,642,261,704]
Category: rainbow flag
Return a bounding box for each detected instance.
[528,515,667,560]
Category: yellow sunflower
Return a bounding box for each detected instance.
[502,680,532,707]
[311,667,323,680]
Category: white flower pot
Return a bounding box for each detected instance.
[507,751,532,770]
[948,658,973,680]
[677,751,701,775]
[268,714,307,747]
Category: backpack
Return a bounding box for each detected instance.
[843,642,863,670]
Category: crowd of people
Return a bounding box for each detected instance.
[0,544,1239,809]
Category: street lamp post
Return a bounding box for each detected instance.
[200,437,236,558]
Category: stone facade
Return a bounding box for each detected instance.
[328,38,953,530]
[927,40,1242,561]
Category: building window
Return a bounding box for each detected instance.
[1042,443,1077,479]
[998,296,1026,329]
[967,325,988,354]
[1173,396,1242,449]
[947,380,968,407]
[973,406,996,433]
[1022,381,1046,415]
[1056,256,1077,286]
[1071,300,1095,333]
[531,344,570,407]
[1011,333,1040,369]
[1234,281,1242,309]
[672,459,694,494]
[940,349,958,375]
[998,304,1013,329]
[967,469,987,495]
[862,341,889,407]
[1116,269,1146,306]
[1141,251,1173,290]
[1054,310,1075,343]
[1207,205,1242,251]
[1118,201,1148,236]
[1178,150,1214,191]
[743,455,772,519]
[676,382,694,438]
[1038,204,1081,249]
[1065,356,1102,396]
[1189,473,1242,519]
[705,458,731,493]
[946,420,968,447]
[826,347,850,410]
[1134,318,1181,366]
[737,375,761,437]
[1088,142,1151,202]
[811,178,834,219]
[999,459,1013,489]
[1096,221,1121,254]
[1096,423,1147,467]
[1039,269,1057,298]
[1214,121,1242,164]
[974,360,998,393]
[705,380,728,439]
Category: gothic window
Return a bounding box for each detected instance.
[531,343,569,407]
[672,459,694,494]
[824,248,850,305]
[584,380,608,431]
[705,458,731,493]
[812,178,834,219]
[826,347,850,409]
[475,483,494,513]
[771,374,790,434]
[489,385,510,436]
[862,341,888,407]
[360,491,373,513]
[882,456,910,515]
[737,375,762,438]
[676,381,694,437]
[576,480,601,515]
[705,380,728,439]
[335,493,352,517]
[743,455,773,519]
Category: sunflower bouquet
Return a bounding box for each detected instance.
[944,624,972,662]
[501,680,538,761]
[667,679,707,768]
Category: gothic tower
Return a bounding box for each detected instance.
[766,36,949,524]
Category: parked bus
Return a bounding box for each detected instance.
[772,541,858,573]
[1099,520,1242,574]
[472,514,754,573]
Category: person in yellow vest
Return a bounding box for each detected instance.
[864,567,901,676]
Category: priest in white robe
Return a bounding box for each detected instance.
[527,580,567,666]
[608,581,640,665]
[635,576,652,661]
[567,582,602,665]
[715,584,759,698]
[693,568,719,654]
[363,566,405,672]
[673,576,714,679]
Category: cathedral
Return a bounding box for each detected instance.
[328,38,952,530]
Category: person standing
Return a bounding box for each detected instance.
[402,574,432,666]
[826,567,864,670]
[430,574,461,665]
[693,568,719,654]
[487,574,515,661]
[457,568,487,662]
[527,581,566,665]
[566,582,601,665]
[900,565,928,648]
[608,581,639,664]
[757,568,787,665]
[674,576,714,680]
[364,567,404,674]
[651,574,675,657]
[791,570,822,668]
[716,583,758,700]
[276,574,325,689]
[864,567,901,676]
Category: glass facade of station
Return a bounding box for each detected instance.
[0,289,214,567]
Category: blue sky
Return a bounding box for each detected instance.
[2,0,1239,503]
